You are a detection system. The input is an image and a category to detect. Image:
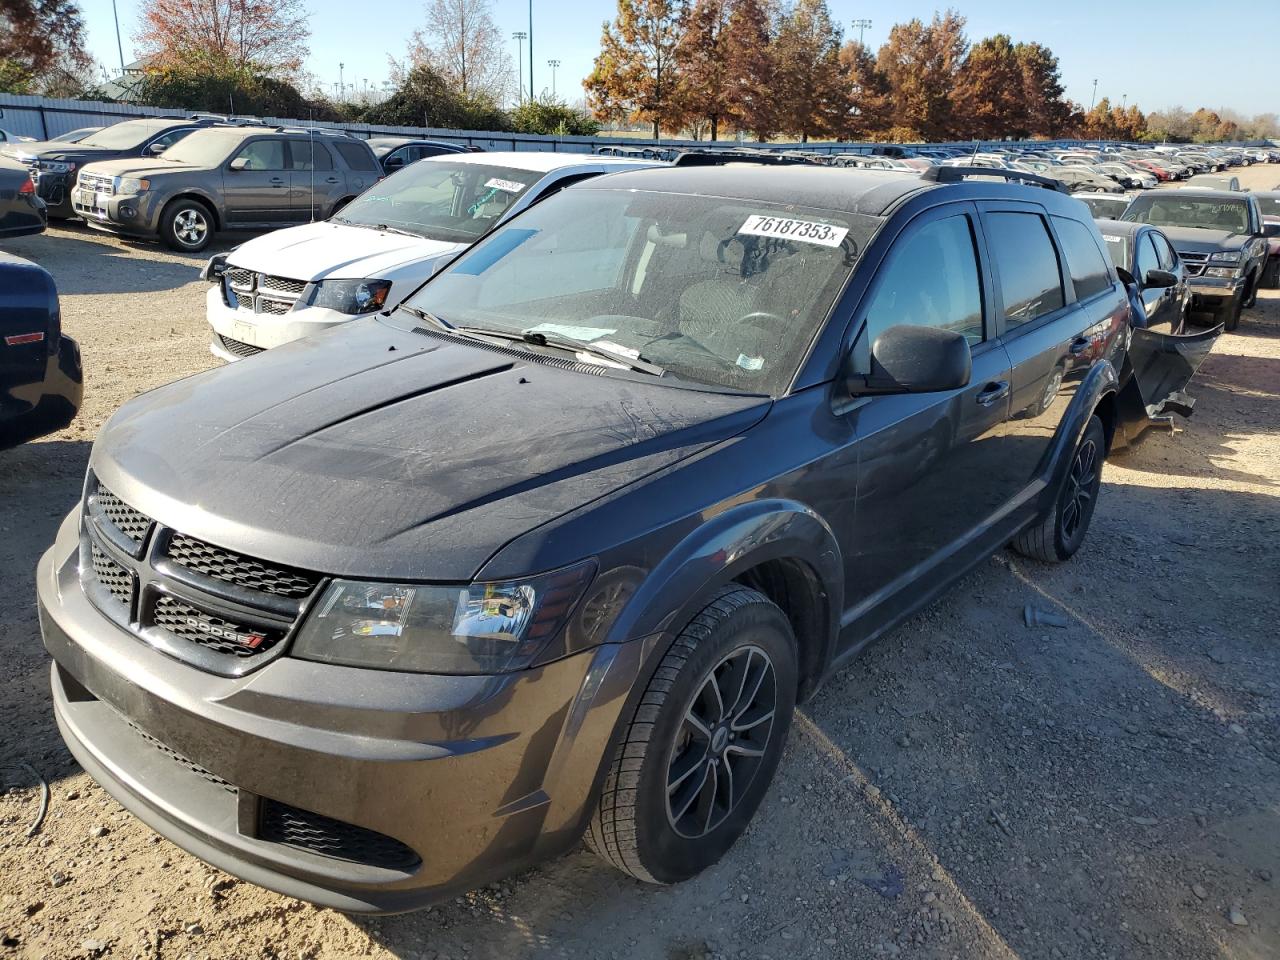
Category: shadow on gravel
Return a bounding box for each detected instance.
[350,481,1279,959]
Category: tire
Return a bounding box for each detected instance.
[1221,292,1243,332]
[1012,415,1105,563]
[1243,273,1259,309]
[585,585,797,884]
[159,198,214,252]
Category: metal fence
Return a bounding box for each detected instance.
[1,91,1112,155]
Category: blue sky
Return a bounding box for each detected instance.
[80,0,1276,116]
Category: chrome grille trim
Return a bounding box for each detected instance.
[223,268,307,316]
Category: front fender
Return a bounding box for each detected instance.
[605,499,844,690]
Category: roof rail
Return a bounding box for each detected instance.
[188,113,230,122]
[273,126,352,138]
[671,149,819,167]
[922,165,1069,193]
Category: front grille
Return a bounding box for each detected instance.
[234,291,254,310]
[166,533,319,598]
[259,275,307,296]
[91,543,133,606]
[225,269,307,315]
[1178,251,1208,278]
[77,172,113,194]
[123,716,235,794]
[217,333,265,359]
[225,267,254,288]
[152,595,284,658]
[94,485,152,545]
[259,799,421,871]
[257,298,292,316]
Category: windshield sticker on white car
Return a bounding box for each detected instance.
[526,323,616,341]
[738,215,848,248]
[1102,235,1124,243]
[736,353,765,371]
[485,177,527,193]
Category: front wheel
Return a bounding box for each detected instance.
[1012,415,1105,563]
[159,199,214,252]
[1221,292,1243,332]
[586,585,797,884]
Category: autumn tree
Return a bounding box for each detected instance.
[771,0,846,143]
[404,0,509,102]
[1013,42,1069,138]
[135,0,309,78]
[720,0,775,140]
[0,0,91,92]
[675,0,730,140]
[838,40,890,140]
[585,0,686,138]
[876,9,967,140]
[952,33,1024,139]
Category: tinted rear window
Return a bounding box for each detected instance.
[985,212,1065,326]
[333,141,379,171]
[1052,216,1112,300]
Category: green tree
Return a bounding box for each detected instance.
[771,0,846,143]
[510,97,600,136]
[363,63,508,130]
[135,55,342,118]
[1014,41,1069,138]
[952,34,1024,139]
[585,0,686,139]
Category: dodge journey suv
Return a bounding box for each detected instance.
[41,165,1128,913]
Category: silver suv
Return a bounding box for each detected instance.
[72,127,382,252]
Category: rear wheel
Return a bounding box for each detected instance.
[1012,415,1105,563]
[586,586,797,884]
[159,198,214,252]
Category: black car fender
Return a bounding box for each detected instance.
[1035,359,1119,517]
[604,498,844,698]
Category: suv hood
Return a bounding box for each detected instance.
[91,319,769,581]
[77,157,192,179]
[1,142,128,162]
[228,221,463,283]
[1154,225,1251,254]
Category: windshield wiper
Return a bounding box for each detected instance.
[329,218,421,239]
[397,305,455,330]
[453,326,665,377]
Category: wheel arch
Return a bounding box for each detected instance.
[164,192,222,231]
[1036,359,1119,515]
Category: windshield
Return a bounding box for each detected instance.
[1123,195,1249,233]
[336,161,544,243]
[1081,196,1127,219]
[79,120,176,150]
[158,129,249,165]
[397,188,877,394]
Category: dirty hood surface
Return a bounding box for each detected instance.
[91,319,769,581]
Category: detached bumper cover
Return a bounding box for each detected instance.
[39,514,646,913]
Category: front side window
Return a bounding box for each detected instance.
[1123,195,1249,234]
[985,212,1065,327]
[336,161,547,243]
[863,214,984,345]
[397,188,878,395]
[233,139,286,171]
[1052,216,1112,301]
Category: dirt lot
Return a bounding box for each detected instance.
[1,163,1278,960]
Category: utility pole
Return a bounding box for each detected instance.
[547,59,560,98]
[111,0,126,75]
[528,0,534,104]
[851,18,872,47]
[339,62,345,102]
[1121,92,1128,110]
[512,32,527,104]
[1090,78,1098,112]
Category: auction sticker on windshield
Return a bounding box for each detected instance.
[485,178,527,193]
[739,214,848,248]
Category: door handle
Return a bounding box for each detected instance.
[1068,336,1090,355]
[325,176,340,184]
[269,177,285,185]
[976,381,1009,406]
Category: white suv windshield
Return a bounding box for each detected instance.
[397,188,877,395]
[335,161,545,243]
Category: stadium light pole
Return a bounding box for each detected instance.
[528,0,534,102]
[512,32,527,104]
[851,18,872,47]
[548,59,560,97]
[1090,78,1098,111]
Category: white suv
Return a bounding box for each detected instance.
[204,151,659,360]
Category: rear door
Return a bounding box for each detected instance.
[223,137,291,224]
[287,139,342,221]
[844,203,1015,626]
[983,205,1123,506]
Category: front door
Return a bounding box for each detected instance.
[843,204,1017,641]
[223,138,291,224]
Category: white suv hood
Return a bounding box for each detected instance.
[227,221,464,282]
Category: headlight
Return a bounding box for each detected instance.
[113,176,150,195]
[304,278,392,315]
[1202,266,1241,279]
[1209,251,1242,264]
[293,561,596,673]
[37,159,75,174]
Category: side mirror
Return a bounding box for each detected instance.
[1262,222,1280,239]
[147,142,167,156]
[384,154,404,169]
[848,324,972,396]
[228,157,249,172]
[1144,268,1178,289]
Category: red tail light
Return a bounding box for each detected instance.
[19,176,35,195]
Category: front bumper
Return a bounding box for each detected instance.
[71,186,160,237]
[39,512,646,913]
[1187,275,1244,303]
[206,284,354,360]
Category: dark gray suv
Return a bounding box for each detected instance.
[72,127,382,252]
[41,165,1133,913]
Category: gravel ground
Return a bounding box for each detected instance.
[1,165,1278,960]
